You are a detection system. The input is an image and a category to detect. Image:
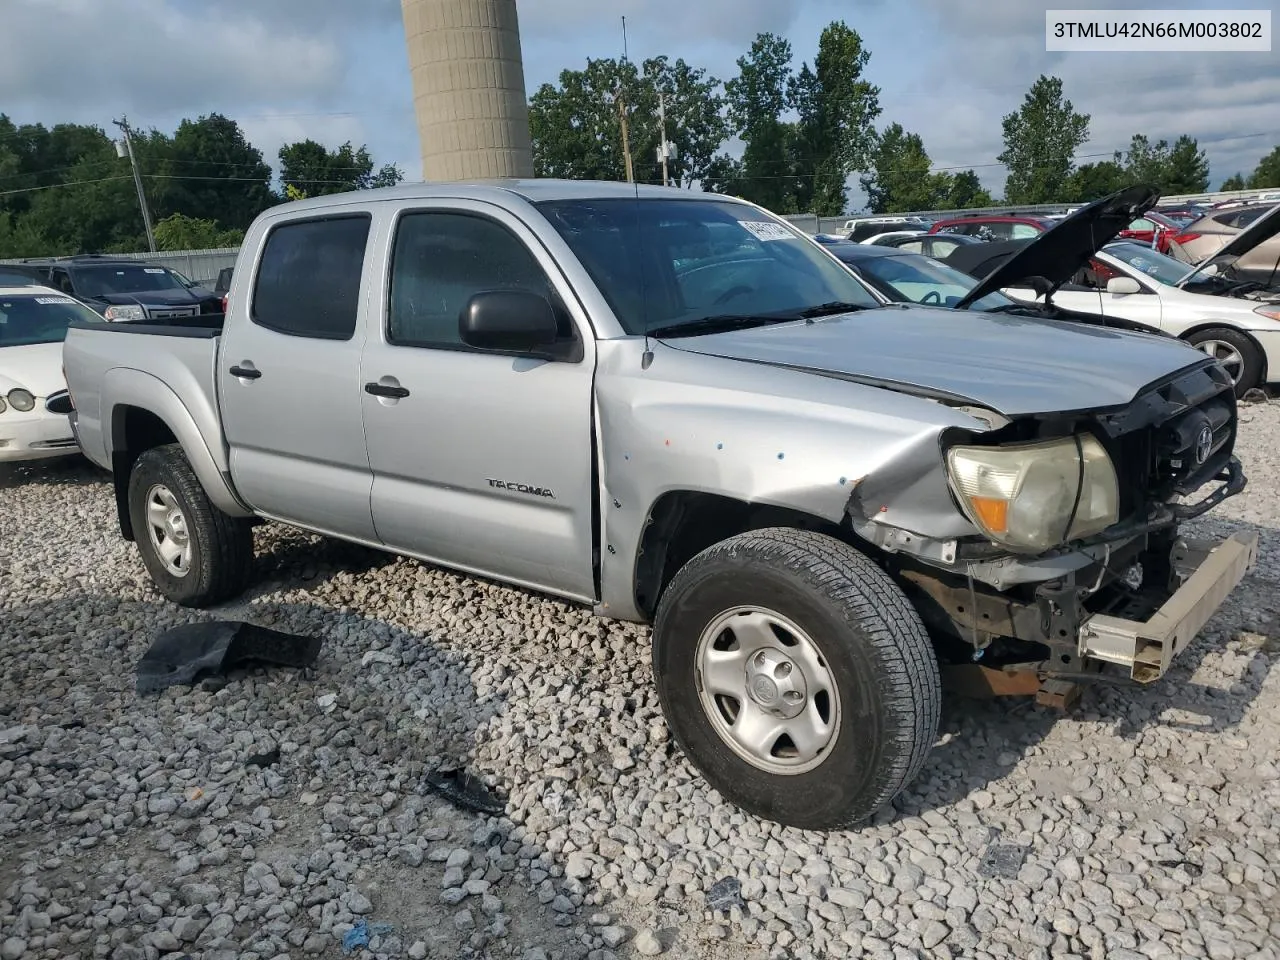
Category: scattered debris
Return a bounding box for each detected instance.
[977,841,1030,878]
[1237,631,1280,654]
[342,918,395,955]
[421,767,506,816]
[245,747,280,769]
[706,876,744,913]
[135,620,322,695]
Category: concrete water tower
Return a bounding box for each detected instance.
[399,0,535,181]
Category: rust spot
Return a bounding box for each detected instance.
[665,439,671,446]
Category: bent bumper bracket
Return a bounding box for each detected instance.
[1078,530,1258,683]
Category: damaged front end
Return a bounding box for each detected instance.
[848,359,1257,688]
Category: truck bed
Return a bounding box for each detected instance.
[63,317,228,481]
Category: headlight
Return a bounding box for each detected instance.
[104,304,145,321]
[1253,305,1280,321]
[7,388,36,412]
[946,434,1119,552]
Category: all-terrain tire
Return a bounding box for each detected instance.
[1185,326,1263,397]
[127,443,254,607]
[652,527,940,830]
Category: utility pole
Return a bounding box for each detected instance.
[617,16,634,184]
[616,92,635,183]
[113,116,156,253]
[656,90,671,187]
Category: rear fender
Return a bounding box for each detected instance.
[104,367,252,519]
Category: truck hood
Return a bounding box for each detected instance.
[665,305,1209,416]
[1176,201,1280,288]
[0,341,66,398]
[954,185,1160,309]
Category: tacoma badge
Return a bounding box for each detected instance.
[487,479,555,499]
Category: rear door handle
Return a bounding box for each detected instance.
[364,382,410,399]
[229,364,261,380]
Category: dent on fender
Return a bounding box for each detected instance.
[591,340,993,620]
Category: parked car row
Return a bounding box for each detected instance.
[818,194,1280,396]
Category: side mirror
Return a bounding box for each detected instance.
[459,290,561,356]
[1106,276,1142,295]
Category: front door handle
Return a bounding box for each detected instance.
[364,381,410,399]
[229,364,261,380]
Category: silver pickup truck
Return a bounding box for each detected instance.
[62,180,1257,830]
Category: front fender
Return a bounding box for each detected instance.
[104,367,252,518]
[593,340,989,621]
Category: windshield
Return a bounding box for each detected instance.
[1102,243,1193,286]
[853,252,1014,311]
[0,294,105,346]
[73,264,186,297]
[536,198,879,335]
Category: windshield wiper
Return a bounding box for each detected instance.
[796,301,871,319]
[646,314,797,339]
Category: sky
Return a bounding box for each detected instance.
[2,0,1278,212]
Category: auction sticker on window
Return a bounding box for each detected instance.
[143,267,167,273]
[35,296,76,305]
[739,220,797,242]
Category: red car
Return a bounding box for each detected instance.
[927,214,1056,241]
[1115,211,1180,252]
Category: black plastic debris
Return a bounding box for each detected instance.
[977,842,1030,878]
[136,620,322,696]
[246,747,281,769]
[707,876,745,913]
[421,767,506,816]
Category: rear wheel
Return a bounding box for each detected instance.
[127,444,254,607]
[652,527,940,830]
[1185,327,1262,397]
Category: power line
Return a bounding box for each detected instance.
[0,175,132,199]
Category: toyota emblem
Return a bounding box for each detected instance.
[1194,424,1213,465]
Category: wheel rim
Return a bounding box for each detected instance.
[694,606,841,776]
[145,483,192,578]
[1196,339,1244,384]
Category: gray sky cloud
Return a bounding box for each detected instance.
[1,0,1276,205]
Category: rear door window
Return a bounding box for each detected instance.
[251,215,371,339]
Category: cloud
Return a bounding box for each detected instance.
[0,0,344,121]
[519,0,804,50]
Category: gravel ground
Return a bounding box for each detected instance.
[3,402,1280,960]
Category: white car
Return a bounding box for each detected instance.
[1003,241,1280,393]
[0,285,106,462]
[860,229,928,246]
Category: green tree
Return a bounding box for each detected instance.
[1219,172,1246,191]
[944,170,994,209]
[997,75,1090,204]
[529,55,728,187]
[153,213,243,251]
[278,140,403,197]
[1065,160,1128,202]
[722,32,798,212]
[1248,146,1280,189]
[1163,135,1209,194]
[162,114,273,229]
[859,123,948,213]
[790,21,881,215]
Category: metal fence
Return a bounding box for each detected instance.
[0,247,240,286]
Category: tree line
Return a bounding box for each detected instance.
[6,21,1280,257]
[0,113,403,257]
[530,22,1280,215]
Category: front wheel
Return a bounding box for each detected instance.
[127,444,254,607]
[652,528,940,830]
[1185,327,1262,397]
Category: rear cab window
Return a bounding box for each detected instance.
[251,214,371,339]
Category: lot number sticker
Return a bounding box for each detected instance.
[739,220,796,242]
[35,296,76,304]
